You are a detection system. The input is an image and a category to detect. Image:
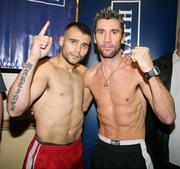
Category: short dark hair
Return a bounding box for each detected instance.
[94,7,124,34]
[65,22,91,36]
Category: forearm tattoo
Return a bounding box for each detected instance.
[10,63,33,111]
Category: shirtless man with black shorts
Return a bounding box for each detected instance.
[84,8,176,169]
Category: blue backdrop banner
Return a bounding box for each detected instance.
[0,0,76,69]
[112,0,141,53]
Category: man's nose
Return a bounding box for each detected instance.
[104,32,111,42]
[76,43,81,52]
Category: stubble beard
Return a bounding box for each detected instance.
[98,45,121,59]
[62,50,82,65]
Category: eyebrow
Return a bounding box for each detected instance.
[69,38,90,46]
[95,28,121,33]
[95,28,104,31]
[111,29,121,32]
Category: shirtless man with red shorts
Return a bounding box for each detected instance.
[7,21,91,169]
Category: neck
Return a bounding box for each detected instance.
[100,56,122,87]
[101,56,122,71]
[56,54,75,72]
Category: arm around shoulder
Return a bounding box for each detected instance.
[83,68,93,112]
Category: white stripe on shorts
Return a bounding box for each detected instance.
[26,140,41,169]
[140,141,154,169]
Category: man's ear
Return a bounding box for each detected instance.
[59,36,64,46]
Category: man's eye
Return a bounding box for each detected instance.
[82,44,89,49]
[112,31,117,35]
[97,30,104,35]
[71,40,77,44]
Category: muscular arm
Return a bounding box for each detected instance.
[7,21,52,117]
[149,77,175,124]
[131,47,175,124]
[83,87,93,112]
[141,76,175,124]
[7,59,47,117]
[83,68,93,112]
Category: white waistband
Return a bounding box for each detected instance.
[98,134,144,145]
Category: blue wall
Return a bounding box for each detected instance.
[79,0,178,169]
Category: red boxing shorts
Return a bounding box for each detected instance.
[22,137,84,169]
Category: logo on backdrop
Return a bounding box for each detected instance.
[0,0,76,70]
[27,0,65,7]
[111,0,141,53]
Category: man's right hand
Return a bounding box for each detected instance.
[30,21,53,60]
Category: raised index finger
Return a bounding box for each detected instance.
[38,21,50,36]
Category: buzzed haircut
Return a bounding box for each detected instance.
[65,22,91,36]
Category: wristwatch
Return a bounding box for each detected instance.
[144,66,160,80]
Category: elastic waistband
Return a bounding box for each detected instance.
[98,134,144,145]
[31,136,82,151]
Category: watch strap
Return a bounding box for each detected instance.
[144,66,160,80]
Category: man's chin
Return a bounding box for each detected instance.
[101,54,114,59]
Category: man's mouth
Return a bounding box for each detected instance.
[72,54,81,60]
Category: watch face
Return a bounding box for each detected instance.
[153,66,160,75]
[144,66,160,80]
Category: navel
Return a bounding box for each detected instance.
[125,98,129,102]
[59,92,64,96]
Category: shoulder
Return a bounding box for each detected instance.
[84,63,100,77]
[76,64,88,74]
[38,56,66,70]
[37,56,52,67]
[34,57,55,76]
[83,63,100,86]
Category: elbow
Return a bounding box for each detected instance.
[83,95,93,112]
[83,100,92,113]
[161,111,176,125]
[9,112,18,118]
[7,107,20,118]
[165,113,176,125]
[7,109,23,118]
[6,95,29,117]
[83,105,88,113]
[83,101,92,113]
[6,102,23,118]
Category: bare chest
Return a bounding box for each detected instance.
[46,69,84,99]
[90,68,140,105]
